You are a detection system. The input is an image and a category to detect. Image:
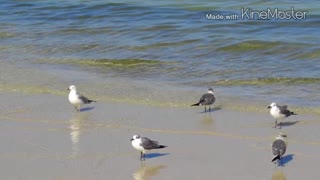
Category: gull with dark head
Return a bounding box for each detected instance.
[267,102,297,128]
[271,133,287,165]
[68,85,96,112]
[130,135,167,160]
[191,88,216,112]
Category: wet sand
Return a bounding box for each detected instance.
[0,92,319,180]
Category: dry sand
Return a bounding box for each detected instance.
[0,92,319,180]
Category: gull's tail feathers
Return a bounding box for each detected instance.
[271,155,281,162]
[191,102,200,106]
[157,145,167,149]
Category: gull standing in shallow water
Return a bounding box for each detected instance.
[267,102,297,128]
[271,133,287,165]
[130,135,167,160]
[68,85,96,112]
[191,88,216,112]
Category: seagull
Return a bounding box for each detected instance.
[191,88,216,112]
[130,135,167,160]
[267,102,297,128]
[67,85,96,112]
[271,133,287,165]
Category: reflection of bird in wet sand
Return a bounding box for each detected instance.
[132,164,166,180]
[199,114,215,130]
[69,113,89,157]
[272,170,286,180]
[201,115,214,126]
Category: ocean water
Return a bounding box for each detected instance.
[0,0,320,109]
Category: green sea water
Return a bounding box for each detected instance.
[0,0,319,109]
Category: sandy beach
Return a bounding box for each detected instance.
[0,92,319,180]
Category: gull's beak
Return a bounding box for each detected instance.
[130,138,134,141]
[267,106,271,109]
[282,134,287,137]
[67,88,70,90]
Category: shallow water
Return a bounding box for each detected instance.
[0,0,320,108]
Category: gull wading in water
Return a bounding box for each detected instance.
[130,135,167,160]
[268,102,297,128]
[68,85,96,112]
[271,133,287,165]
[191,88,216,112]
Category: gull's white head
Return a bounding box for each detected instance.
[68,85,77,91]
[267,102,277,109]
[130,134,141,141]
[277,133,287,139]
[207,88,214,94]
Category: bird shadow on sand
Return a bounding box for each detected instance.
[279,121,299,127]
[79,107,95,112]
[199,106,222,114]
[278,154,294,166]
[145,153,169,159]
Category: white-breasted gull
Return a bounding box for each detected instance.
[268,102,297,128]
[68,85,96,112]
[130,134,167,160]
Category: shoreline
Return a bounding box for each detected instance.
[1,82,319,116]
[1,60,320,112]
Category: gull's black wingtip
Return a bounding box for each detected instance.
[191,103,200,106]
[271,155,280,162]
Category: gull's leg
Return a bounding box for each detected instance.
[140,152,146,161]
[204,107,207,113]
[209,106,211,112]
[279,122,282,129]
[274,119,277,128]
[273,159,277,168]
